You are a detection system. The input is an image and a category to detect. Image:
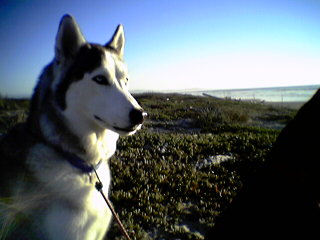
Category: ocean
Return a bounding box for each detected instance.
[185,85,319,103]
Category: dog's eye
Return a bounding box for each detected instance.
[92,75,109,85]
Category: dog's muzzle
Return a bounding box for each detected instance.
[94,109,147,134]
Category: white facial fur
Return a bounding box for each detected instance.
[63,50,142,137]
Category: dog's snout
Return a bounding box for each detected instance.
[130,109,147,125]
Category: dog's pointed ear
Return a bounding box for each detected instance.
[55,14,86,63]
[106,24,125,58]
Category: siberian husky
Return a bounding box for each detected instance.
[0,14,146,240]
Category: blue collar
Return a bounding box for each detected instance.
[59,150,102,174]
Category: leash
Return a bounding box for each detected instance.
[47,143,132,239]
[92,166,132,240]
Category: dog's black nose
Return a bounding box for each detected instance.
[130,109,147,125]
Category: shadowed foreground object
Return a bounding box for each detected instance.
[206,89,320,239]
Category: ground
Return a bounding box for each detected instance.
[0,94,299,240]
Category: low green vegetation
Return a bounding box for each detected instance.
[0,94,298,239]
[0,98,29,133]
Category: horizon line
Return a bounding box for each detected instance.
[1,83,319,99]
[131,83,320,93]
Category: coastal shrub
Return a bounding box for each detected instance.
[0,98,29,133]
[107,129,278,239]
[0,98,29,111]
[0,95,293,239]
[135,94,296,133]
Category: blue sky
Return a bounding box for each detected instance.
[1,0,320,97]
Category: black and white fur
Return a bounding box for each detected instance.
[0,14,146,240]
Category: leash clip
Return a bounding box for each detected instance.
[95,181,103,191]
[91,164,132,240]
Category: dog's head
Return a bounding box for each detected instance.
[51,15,146,136]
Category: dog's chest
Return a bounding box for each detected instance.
[27,147,113,239]
[45,163,112,240]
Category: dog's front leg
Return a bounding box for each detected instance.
[44,203,108,240]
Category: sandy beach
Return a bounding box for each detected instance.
[265,101,305,110]
[202,92,306,111]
